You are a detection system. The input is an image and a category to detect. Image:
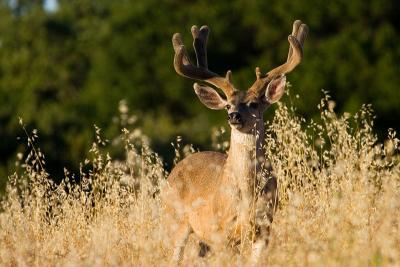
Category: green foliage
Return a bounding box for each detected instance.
[0,0,399,189]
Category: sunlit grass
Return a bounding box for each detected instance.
[1,95,399,266]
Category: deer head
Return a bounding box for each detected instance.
[172,20,308,133]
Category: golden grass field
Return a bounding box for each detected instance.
[1,93,399,266]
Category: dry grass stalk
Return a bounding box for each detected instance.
[1,95,399,266]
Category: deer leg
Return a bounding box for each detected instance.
[171,223,192,264]
[198,241,210,257]
[250,224,272,266]
[251,239,266,266]
[250,175,277,266]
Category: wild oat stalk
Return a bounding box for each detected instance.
[1,96,399,266]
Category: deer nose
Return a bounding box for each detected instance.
[228,112,242,124]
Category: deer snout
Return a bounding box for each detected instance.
[228,112,242,124]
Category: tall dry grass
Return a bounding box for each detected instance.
[1,94,399,266]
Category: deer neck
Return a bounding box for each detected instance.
[224,117,265,196]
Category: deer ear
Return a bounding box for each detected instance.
[265,75,286,104]
[194,83,227,110]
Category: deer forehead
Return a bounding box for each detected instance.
[227,90,256,106]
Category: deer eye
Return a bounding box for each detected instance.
[225,104,231,110]
[249,102,258,109]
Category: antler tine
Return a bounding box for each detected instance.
[172,33,192,72]
[266,35,303,78]
[246,20,308,99]
[191,25,208,68]
[287,20,302,62]
[297,23,308,48]
[267,21,308,79]
[172,26,235,98]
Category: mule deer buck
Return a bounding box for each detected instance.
[163,20,308,264]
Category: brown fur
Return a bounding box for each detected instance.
[162,124,278,263]
[165,20,307,264]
